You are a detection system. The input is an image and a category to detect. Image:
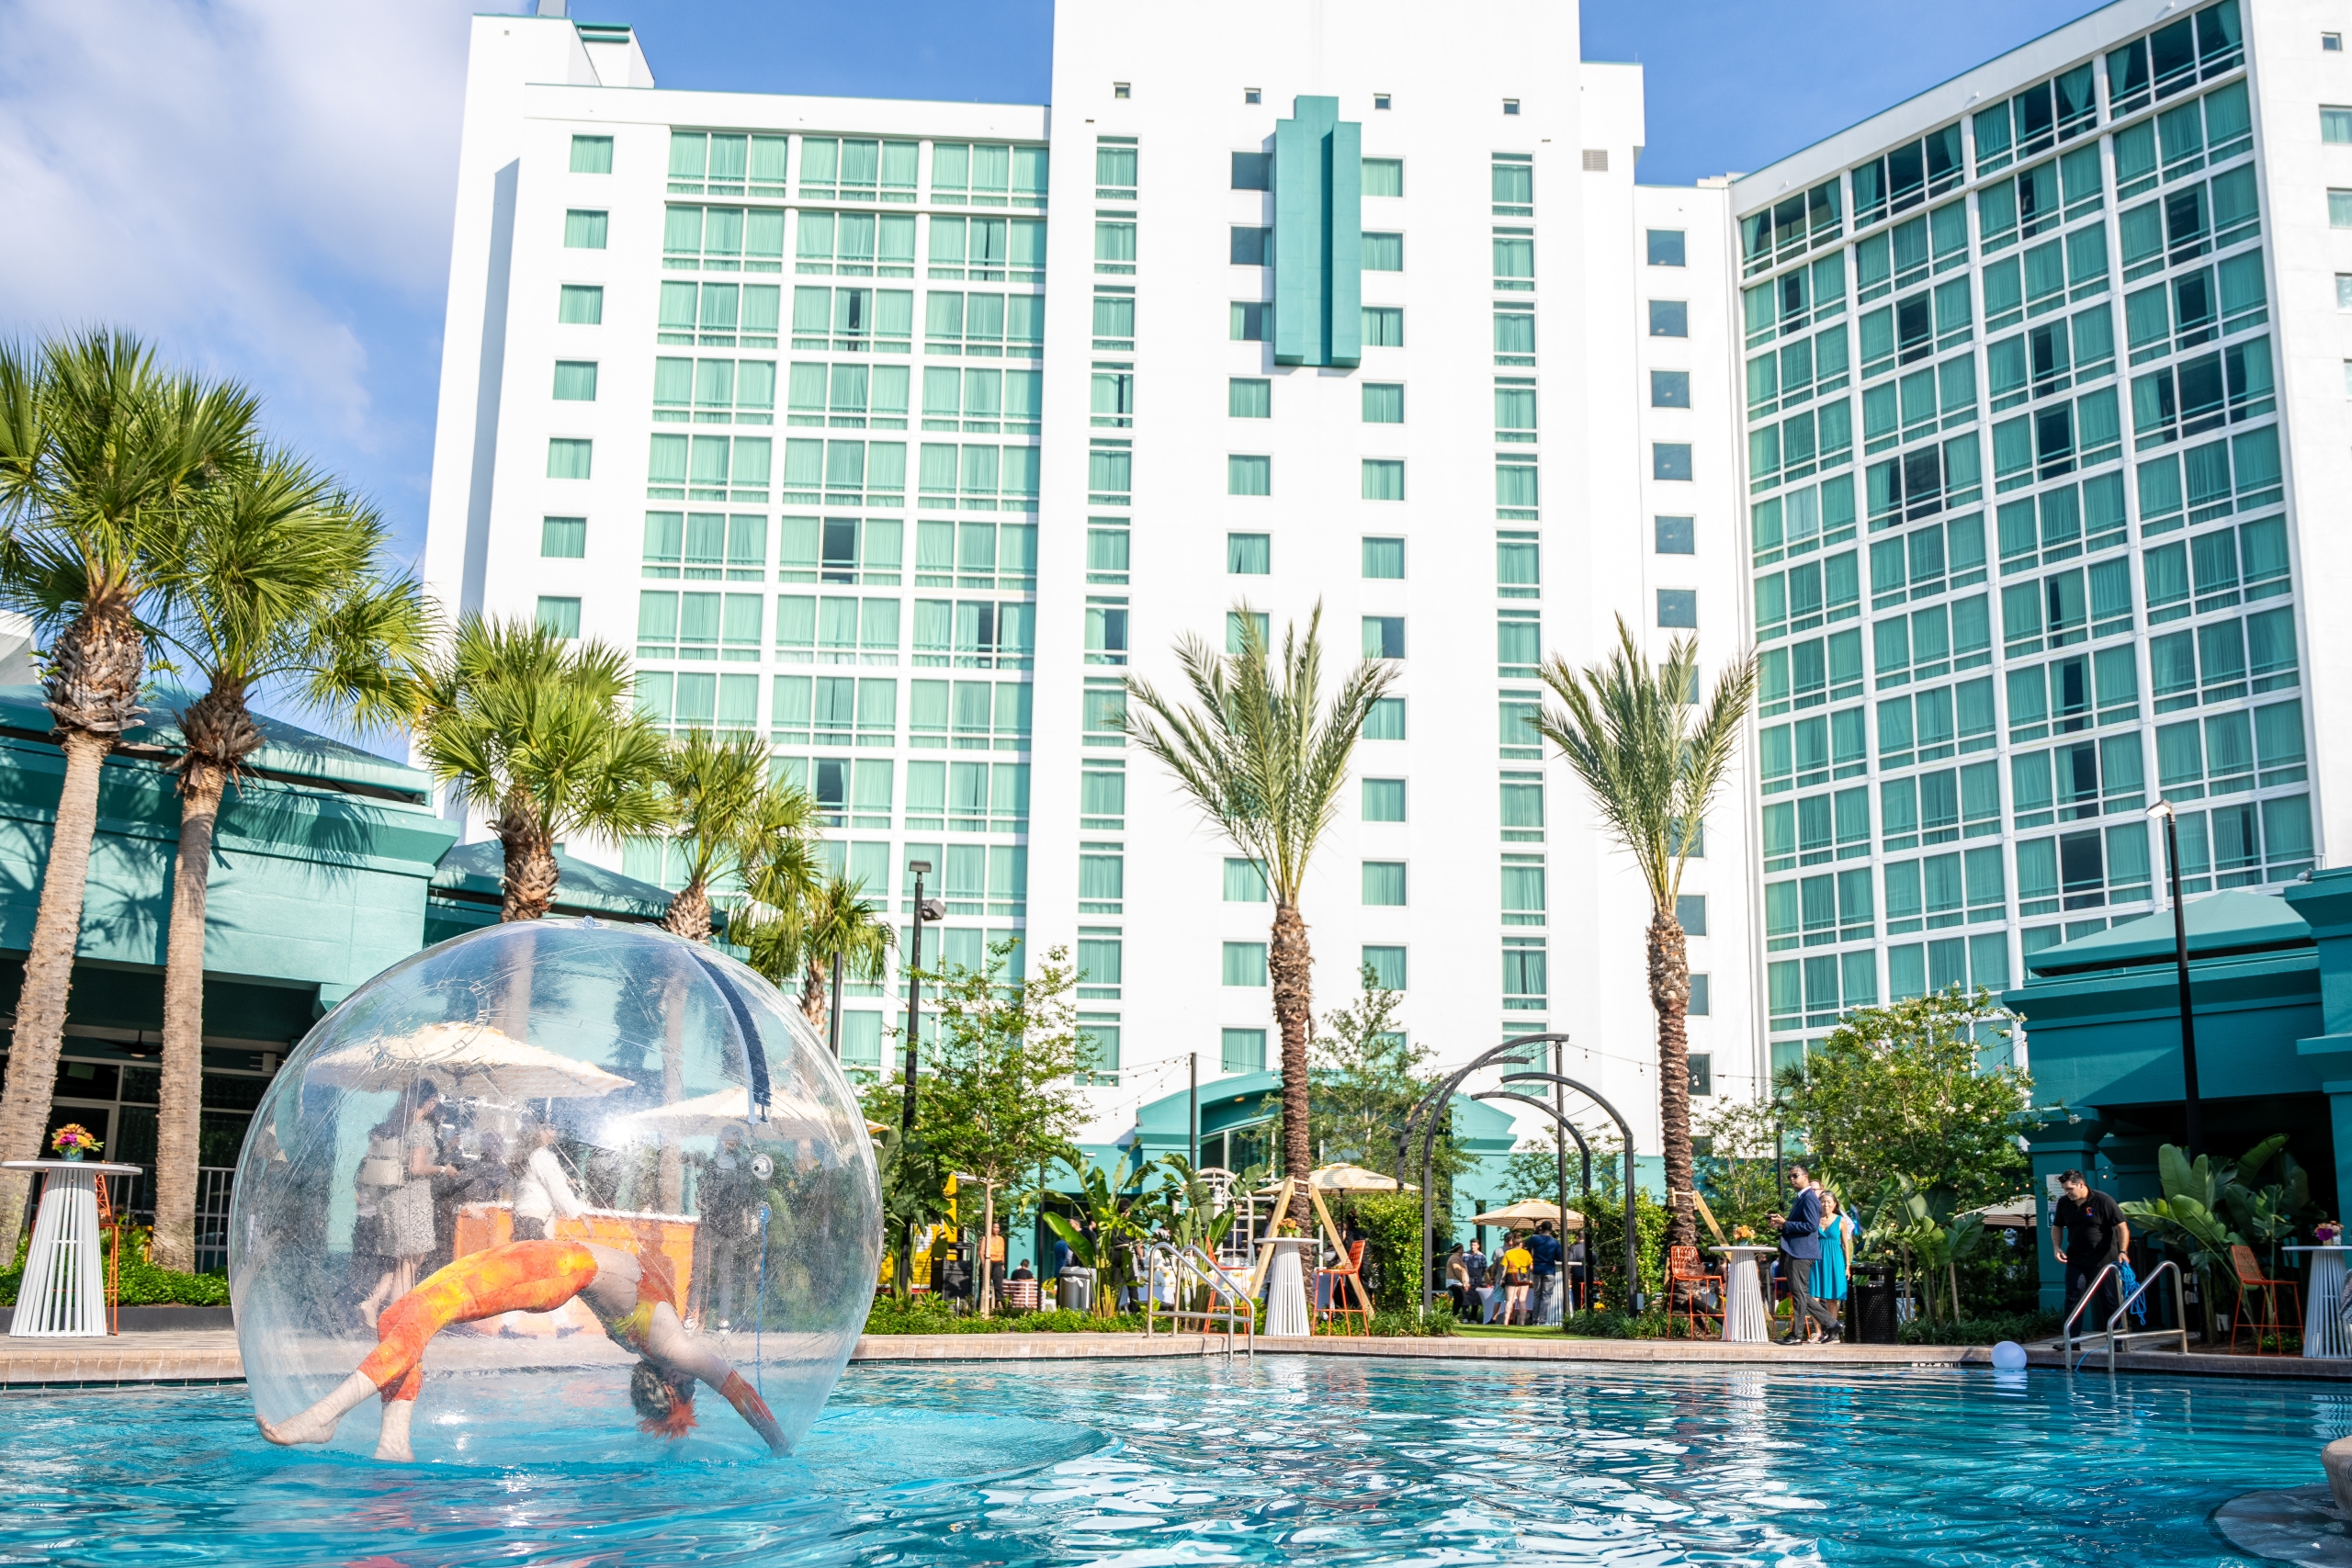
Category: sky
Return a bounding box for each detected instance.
[0,0,2094,731]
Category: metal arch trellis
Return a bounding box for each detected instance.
[1396,1032,1645,1317]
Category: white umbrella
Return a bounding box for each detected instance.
[1470,1198,1584,1229]
[610,1084,837,1140]
[307,1021,633,1101]
[1308,1162,1419,1193]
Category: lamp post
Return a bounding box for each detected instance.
[2147,800,2203,1159]
[900,861,945,1134]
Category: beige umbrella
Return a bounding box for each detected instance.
[307,1021,633,1101]
[1470,1197,1585,1230]
[1308,1162,1419,1192]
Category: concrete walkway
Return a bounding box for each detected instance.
[5,1326,2348,1389]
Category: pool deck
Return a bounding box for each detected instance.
[5,1328,2348,1388]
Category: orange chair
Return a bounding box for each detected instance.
[1668,1244,1724,1337]
[2229,1245,2301,1356]
[1316,1240,1371,1335]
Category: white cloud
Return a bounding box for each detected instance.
[0,0,514,450]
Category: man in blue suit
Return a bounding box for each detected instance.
[1770,1164,1839,1345]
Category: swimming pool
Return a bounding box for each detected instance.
[0,1358,2333,1564]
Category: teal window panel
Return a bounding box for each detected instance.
[1272,96,1363,367]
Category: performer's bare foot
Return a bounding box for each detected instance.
[254,1408,339,1448]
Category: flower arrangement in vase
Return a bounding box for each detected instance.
[2316,1221,2342,1246]
[50,1123,103,1161]
[1731,1224,1756,1243]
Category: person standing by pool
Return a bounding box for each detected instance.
[1770,1164,1838,1345]
[1809,1190,1853,1343]
[257,1236,786,1461]
[2052,1169,2129,1331]
[1498,1233,1534,1325]
[1444,1244,1471,1315]
[358,1082,458,1327]
[1528,1220,1563,1325]
[510,1119,588,1241]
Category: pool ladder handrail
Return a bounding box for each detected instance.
[1138,1241,1254,1357]
[2058,1261,2123,1363]
[2095,1259,2190,1373]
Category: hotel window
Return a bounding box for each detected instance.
[1363,945,1407,990]
[1224,858,1269,901]
[1231,300,1272,342]
[1494,229,1534,291]
[1501,773,1544,842]
[542,516,587,558]
[1227,377,1271,418]
[1362,537,1405,580]
[1649,300,1688,338]
[1497,532,1539,598]
[1227,454,1271,496]
[1222,1028,1266,1072]
[1095,140,1138,199]
[570,134,614,175]
[1502,937,1547,1010]
[1656,516,1695,555]
[1492,153,1532,216]
[1363,307,1404,347]
[1227,610,1270,652]
[1497,304,1536,365]
[564,209,608,249]
[1362,459,1405,502]
[1091,367,1134,428]
[1365,696,1407,739]
[1363,615,1405,660]
[1363,231,1404,271]
[1094,219,1136,275]
[1364,382,1405,423]
[1231,152,1272,191]
[1653,443,1693,480]
[1230,226,1272,265]
[1092,291,1136,351]
[1362,778,1407,823]
[1227,533,1271,575]
[1362,862,1408,907]
[1647,230,1687,267]
[548,439,593,479]
[1851,123,1963,228]
[535,597,581,638]
[1657,589,1698,628]
[558,284,603,324]
[1374,94,1393,112]
[1651,370,1690,409]
[1364,158,1403,197]
[1222,942,1268,987]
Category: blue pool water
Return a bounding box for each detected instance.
[0,1358,2336,1564]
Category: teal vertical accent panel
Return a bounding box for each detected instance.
[1272,96,1363,367]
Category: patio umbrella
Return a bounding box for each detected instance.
[306,1021,633,1102]
[1962,1195,2039,1229]
[1308,1162,1419,1192]
[609,1084,839,1140]
[1469,1198,1585,1229]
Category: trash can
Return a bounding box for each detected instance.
[1057,1267,1095,1314]
[1849,1263,1899,1345]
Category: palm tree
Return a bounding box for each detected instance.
[651,728,774,943]
[785,873,896,1038]
[138,450,427,1270]
[0,331,258,1262]
[1536,616,1756,1251]
[413,615,668,921]
[1125,604,1395,1181]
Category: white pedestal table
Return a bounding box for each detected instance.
[2285,1245,2351,1359]
[5,1158,143,1337]
[1713,1244,1780,1345]
[1259,1237,1317,1336]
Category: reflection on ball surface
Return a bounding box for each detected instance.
[229,919,880,1462]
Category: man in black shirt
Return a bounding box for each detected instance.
[2052,1169,2130,1333]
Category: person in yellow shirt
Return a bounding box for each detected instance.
[1498,1235,1535,1325]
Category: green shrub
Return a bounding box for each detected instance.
[1896,1310,2060,1346]
[858,1292,1150,1335]
[0,1226,228,1310]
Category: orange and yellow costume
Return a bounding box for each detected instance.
[357,1240,668,1404]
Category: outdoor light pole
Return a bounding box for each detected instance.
[1188,1052,1199,1169]
[2148,800,2204,1159]
[827,952,844,1060]
[900,861,944,1133]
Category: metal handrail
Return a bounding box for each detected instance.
[1138,1242,1253,1356]
[2101,1259,2188,1372]
[2058,1261,2123,1361]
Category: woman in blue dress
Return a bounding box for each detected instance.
[1810,1190,1853,1341]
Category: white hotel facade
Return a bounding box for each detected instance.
[424,0,2347,1163]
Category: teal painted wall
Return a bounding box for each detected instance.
[1272,96,1362,368]
[0,716,457,1013]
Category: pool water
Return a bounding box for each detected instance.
[0,1359,2337,1564]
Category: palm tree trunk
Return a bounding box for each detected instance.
[800,956,827,1032]
[0,727,114,1263]
[1269,898,1313,1180]
[660,879,712,943]
[153,752,229,1272]
[1647,908,1697,1250]
[494,800,560,922]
